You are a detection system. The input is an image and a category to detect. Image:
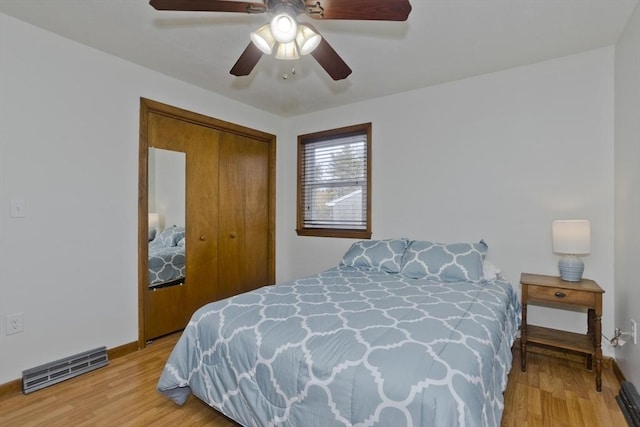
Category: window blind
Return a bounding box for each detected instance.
[301,132,368,230]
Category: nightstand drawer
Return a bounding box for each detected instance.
[527,284,595,307]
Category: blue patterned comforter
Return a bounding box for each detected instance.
[158,267,520,426]
[148,245,185,287]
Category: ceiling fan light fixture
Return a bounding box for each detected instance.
[295,25,321,55]
[250,24,275,54]
[270,12,298,44]
[275,41,300,60]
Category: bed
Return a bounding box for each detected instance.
[157,238,521,426]
[148,225,186,289]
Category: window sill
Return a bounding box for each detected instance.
[295,228,372,239]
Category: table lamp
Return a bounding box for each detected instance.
[148,212,160,231]
[552,220,591,281]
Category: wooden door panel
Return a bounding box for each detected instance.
[218,134,271,297]
[218,133,244,300]
[240,137,271,292]
[148,112,188,152]
[145,285,188,340]
[185,134,220,315]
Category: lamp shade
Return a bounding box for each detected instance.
[296,24,321,55]
[552,220,591,255]
[275,41,299,60]
[250,24,276,54]
[149,212,160,230]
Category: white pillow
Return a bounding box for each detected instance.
[482,260,502,281]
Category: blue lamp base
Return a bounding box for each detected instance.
[558,255,584,282]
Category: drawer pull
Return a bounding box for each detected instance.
[554,291,566,298]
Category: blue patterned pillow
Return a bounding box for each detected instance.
[340,238,409,273]
[400,240,488,282]
[150,226,185,248]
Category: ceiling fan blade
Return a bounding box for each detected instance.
[305,26,351,80]
[230,42,264,77]
[150,0,266,13]
[305,0,411,21]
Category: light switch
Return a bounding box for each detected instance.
[10,199,26,218]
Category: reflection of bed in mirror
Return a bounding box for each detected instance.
[148,225,185,289]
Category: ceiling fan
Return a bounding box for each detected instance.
[149,0,412,80]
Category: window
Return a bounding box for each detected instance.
[297,122,371,239]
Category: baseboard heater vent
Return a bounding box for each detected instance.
[617,381,640,427]
[22,346,108,394]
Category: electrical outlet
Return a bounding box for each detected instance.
[632,319,637,345]
[6,313,23,335]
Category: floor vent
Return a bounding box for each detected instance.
[617,381,640,427]
[22,346,108,394]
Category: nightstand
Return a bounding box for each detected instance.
[520,273,605,392]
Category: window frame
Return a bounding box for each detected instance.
[296,122,372,239]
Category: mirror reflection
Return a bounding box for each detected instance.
[148,148,186,289]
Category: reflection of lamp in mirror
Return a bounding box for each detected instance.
[552,220,591,281]
[149,212,160,231]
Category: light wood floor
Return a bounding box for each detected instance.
[503,348,626,426]
[0,333,627,427]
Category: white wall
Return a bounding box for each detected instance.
[279,48,616,357]
[0,13,283,384]
[614,3,640,386]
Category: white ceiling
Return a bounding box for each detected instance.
[1,0,637,117]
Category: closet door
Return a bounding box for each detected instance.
[145,113,220,339]
[184,132,220,316]
[218,133,272,298]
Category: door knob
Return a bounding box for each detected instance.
[199,235,206,241]
[230,232,237,239]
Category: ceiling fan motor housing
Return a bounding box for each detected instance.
[265,0,306,15]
